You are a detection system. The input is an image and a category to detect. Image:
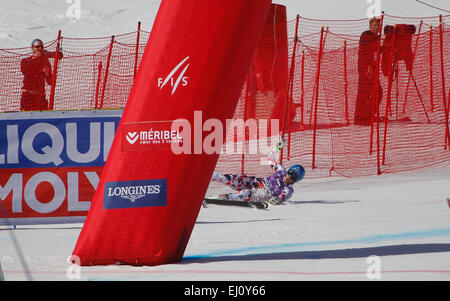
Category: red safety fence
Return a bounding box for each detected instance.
[0,24,150,112]
[219,13,450,179]
[1,14,449,179]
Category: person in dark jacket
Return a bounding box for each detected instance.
[354,17,383,125]
[20,39,62,111]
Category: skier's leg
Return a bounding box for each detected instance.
[223,189,252,201]
[212,172,237,189]
[212,172,259,191]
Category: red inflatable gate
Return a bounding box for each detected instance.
[72,0,272,266]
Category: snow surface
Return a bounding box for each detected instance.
[1,165,450,281]
[1,0,448,48]
[1,0,450,282]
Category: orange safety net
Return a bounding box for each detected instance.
[1,14,449,179]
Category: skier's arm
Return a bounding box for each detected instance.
[280,186,293,202]
[267,137,285,171]
[270,186,293,204]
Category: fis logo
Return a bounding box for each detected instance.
[157,56,190,95]
[104,179,167,209]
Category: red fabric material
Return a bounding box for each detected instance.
[72,0,272,266]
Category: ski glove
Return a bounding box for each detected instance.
[275,137,286,151]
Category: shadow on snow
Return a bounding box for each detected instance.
[183,243,450,263]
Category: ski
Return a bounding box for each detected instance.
[204,198,268,209]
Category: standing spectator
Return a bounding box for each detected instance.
[20,39,62,111]
[354,17,383,125]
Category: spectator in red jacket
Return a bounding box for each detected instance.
[20,39,62,111]
[354,17,383,125]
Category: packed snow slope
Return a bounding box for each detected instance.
[1,165,449,280]
[1,0,448,48]
[1,0,449,281]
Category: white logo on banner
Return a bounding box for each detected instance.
[121,194,146,202]
[107,185,161,202]
[157,56,190,95]
[126,132,138,144]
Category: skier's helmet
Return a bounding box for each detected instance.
[287,164,305,183]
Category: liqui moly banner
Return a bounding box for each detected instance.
[73,0,272,266]
[0,110,121,225]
